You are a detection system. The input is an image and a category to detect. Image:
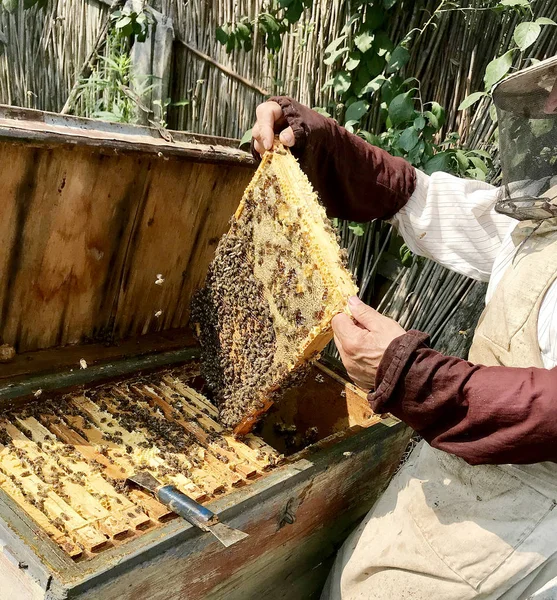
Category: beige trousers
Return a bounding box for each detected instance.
[322,442,557,600]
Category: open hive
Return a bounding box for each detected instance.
[0,365,280,560]
[192,143,358,435]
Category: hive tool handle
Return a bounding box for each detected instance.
[156,485,249,548]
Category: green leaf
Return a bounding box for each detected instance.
[23,0,38,8]
[373,31,394,56]
[366,53,385,78]
[239,128,253,149]
[535,17,557,26]
[499,0,529,6]
[400,243,414,267]
[484,50,514,90]
[386,46,410,74]
[470,149,492,159]
[225,32,236,53]
[455,150,469,171]
[349,223,365,236]
[414,115,426,130]
[466,167,486,181]
[324,47,349,65]
[383,0,398,8]
[424,152,453,175]
[354,31,374,53]
[530,118,554,137]
[424,110,439,130]
[345,99,370,122]
[489,103,498,123]
[469,156,488,173]
[358,130,380,145]
[115,16,132,29]
[333,71,351,95]
[260,14,280,33]
[346,52,361,71]
[171,100,190,107]
[398,127,419,152]
[285,0,304,23]
[364,4,386,31]
[344,120,358,134]
[388,92,415,125]
[324,35,347,55]
[430,102,446,128]
[407,139,425,164]
[312,107,332,117]
[358,74,386,96]
[513,21,541,52]
[458,91,487,110]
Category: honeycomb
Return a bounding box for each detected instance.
[191,143,358,435]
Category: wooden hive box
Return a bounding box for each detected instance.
[0,107,411,600]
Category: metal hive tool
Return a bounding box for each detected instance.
[191,142,358,436]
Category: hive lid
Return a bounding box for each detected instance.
[0,106,254,363]
[192,142,358,436]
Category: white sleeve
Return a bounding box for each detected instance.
[390,169,514,282]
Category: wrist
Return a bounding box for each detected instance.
[369,330,430,412]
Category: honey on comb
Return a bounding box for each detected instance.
[191,143,358,435]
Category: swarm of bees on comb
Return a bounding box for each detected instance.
[191,142,358,436]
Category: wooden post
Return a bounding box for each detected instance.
[128,0,174,126]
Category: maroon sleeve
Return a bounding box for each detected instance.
[253,96,416,222]
[370,331,557,465]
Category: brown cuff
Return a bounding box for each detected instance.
[251,96,416,222]
[368,330,431,412]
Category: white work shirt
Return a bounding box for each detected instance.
[391,169,557,370]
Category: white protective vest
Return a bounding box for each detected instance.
[322,219,557,600]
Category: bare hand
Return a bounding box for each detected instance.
[252,101,295,155]
[332,296,406,392]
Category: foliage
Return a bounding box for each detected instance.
[111,7,153,43]
[216,0,312,54]
[70,8,189,127]
[73,29,154,123]
[456,1,557,112]
[223,1,496,181]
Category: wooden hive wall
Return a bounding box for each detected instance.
[0,140,252,353]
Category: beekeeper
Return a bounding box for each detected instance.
[252,55,557,599]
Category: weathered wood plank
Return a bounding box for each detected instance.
[112,161,251,337]
[0,123,253,355]
[0,105,255,166]
[0,146,147,352]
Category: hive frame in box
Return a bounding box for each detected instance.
[0,106,411,600]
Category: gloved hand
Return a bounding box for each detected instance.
[333,296,405,392]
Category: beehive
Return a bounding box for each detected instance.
[0,109,410,600]
[192,143,358,435]
[0,365,280,560]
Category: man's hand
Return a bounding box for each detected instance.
[332,296,406,392]
[252,101,295,156]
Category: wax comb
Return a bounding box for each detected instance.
[191,142,358,435]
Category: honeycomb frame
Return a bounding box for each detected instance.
[192,142,358,435]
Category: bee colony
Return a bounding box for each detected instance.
[0,108,410,600]
[192,143,358,436]
[0,365,280,561]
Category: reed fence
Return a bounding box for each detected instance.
[2,0,556,357]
